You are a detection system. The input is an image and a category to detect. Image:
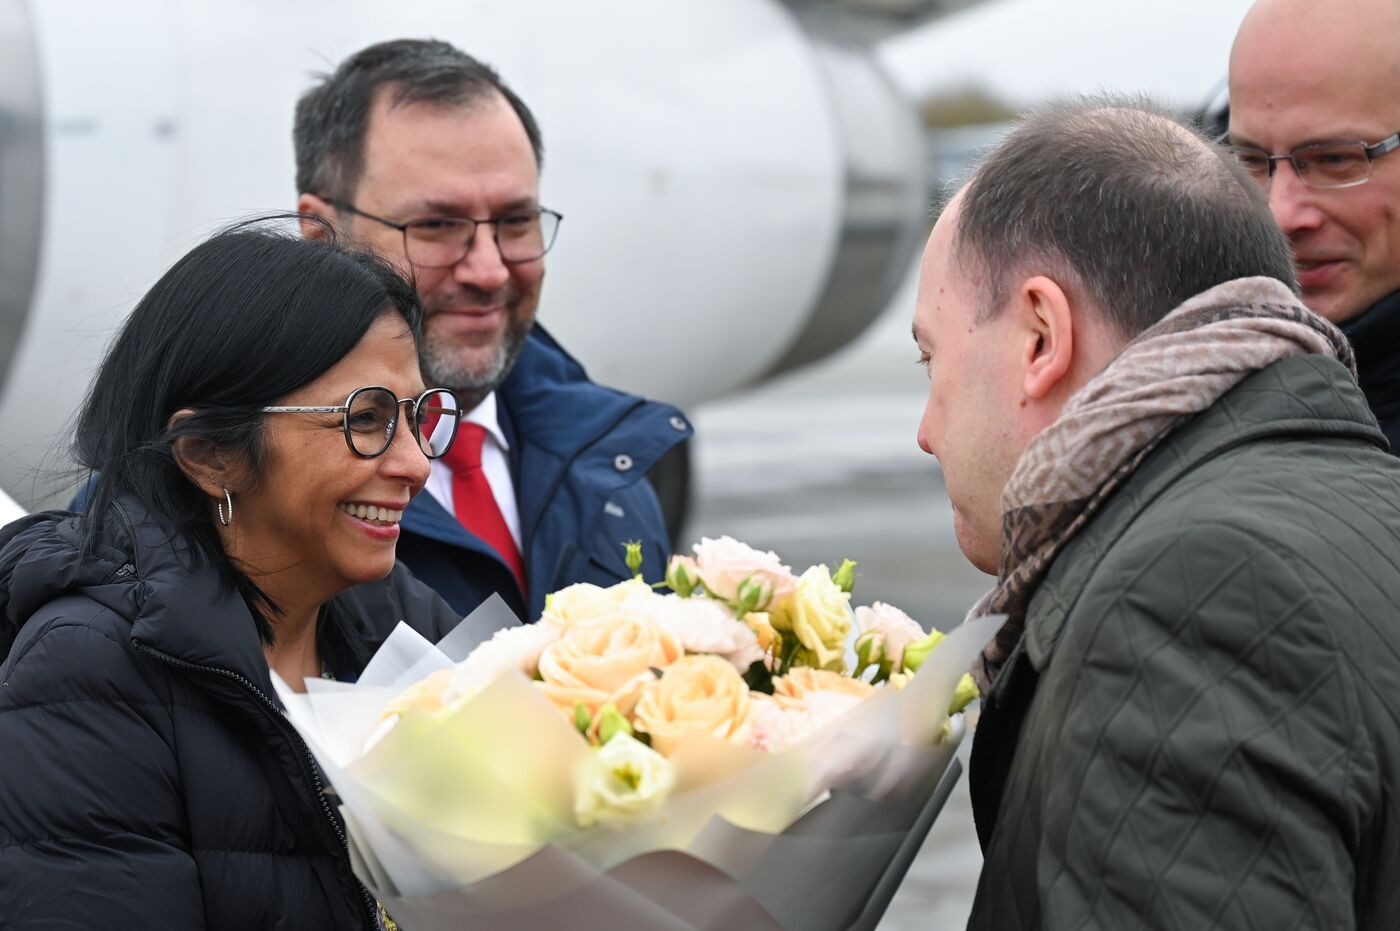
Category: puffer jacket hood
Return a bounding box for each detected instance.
[0,497,275,693]
[0,509,135,656]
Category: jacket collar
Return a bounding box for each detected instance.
[116,499,275,693]
[0,495,278,695]
[0,509,123,654]
[407,325,689,548]
[1013,354,1384,679]
[498,324,648,461]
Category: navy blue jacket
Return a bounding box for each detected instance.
[1343,288,1400,452]
[0,498,461,929]
[396,325,692,620]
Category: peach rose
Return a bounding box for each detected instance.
[380,667,457,719]
[541,579,652,629]
[538,616,683,718]
[367,667,458,752]
[771,667,874,732]
[772,667,873,710]
[633,654,756,756]
[691,536,798,612]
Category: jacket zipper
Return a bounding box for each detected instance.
[131,639,382,930]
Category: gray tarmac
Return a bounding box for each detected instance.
[681,267,993,929]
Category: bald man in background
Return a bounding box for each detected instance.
[1228,0,1400,447]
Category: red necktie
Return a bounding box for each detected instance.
[441,422,527,597]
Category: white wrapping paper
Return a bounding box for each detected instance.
[278,597,1003,929]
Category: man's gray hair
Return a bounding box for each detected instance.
[954,96,1297,336]
[294,38,544,201]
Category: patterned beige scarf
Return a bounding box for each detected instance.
[968,276,1356,693]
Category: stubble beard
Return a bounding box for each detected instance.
[418,294,533,411]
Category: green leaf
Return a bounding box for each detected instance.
[597,704,634,745]
[832,559,858,593]
[573,702,593,735]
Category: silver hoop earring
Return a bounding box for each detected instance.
[217,487,233,527]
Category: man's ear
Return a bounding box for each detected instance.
[1015,275,1075,401]
[167,409,239,500]
[296,193,337,240]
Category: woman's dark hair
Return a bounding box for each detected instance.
[74,217,422,641]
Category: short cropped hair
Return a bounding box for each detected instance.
[294,38,544,200]
[954,96,1297,336]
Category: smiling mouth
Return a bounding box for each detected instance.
[428,306,507,325]
[338,502,404,525]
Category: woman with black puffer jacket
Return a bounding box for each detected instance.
[0,220,464,930]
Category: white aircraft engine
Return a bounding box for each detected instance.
[0,0,926,509]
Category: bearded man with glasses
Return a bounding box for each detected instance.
[294,40,691,621]
[1228,0,1400,448]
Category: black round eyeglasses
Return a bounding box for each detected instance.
[261,386,461,459]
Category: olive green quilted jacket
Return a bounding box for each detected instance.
[968,355,1400,930]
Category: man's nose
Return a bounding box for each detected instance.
[916,412,935,456]
[453,227,512,291]
[1268,161,1326,236]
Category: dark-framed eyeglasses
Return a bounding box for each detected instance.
[1223,130,1400,190]
[324,198,563,267]
[261,386,461,459]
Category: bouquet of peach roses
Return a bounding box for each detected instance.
[278,538,1002,931]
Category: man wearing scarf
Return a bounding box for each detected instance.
[915,99,1400,928]
[1228,0,1400,450]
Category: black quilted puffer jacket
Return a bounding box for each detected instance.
[968,355,1400,930]
[0,496,460,930]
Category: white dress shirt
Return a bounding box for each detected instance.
[423,392,522,550]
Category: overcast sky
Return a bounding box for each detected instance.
[879,0,1256,111]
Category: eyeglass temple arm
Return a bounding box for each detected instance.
[1368,134,1400,159]
[261,405,347,413]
